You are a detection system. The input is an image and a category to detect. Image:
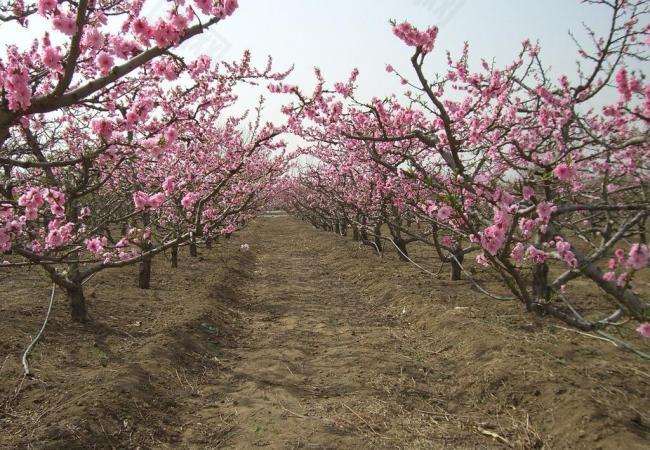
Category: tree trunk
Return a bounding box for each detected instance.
[67,284,87,323]
[394,238,409,261]
[531,262,550,306]
[139,255,152,289]
[138,212,152,289]
[450,245,463,281]
[190,241,198,257]
[171,244,178,268]
[206,237,213,249]
[352,224,360,241]
[373,223,383,253]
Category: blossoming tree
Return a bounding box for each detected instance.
[0,0,290,322]
[280,0,650,338]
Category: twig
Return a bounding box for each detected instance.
[275,398,316,420]
[342,403,379,435]
[477,426,512,447]
[22,284,56,376]
[552,325,650,360]
[594,330,650,360]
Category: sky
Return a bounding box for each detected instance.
[179,0,614,123]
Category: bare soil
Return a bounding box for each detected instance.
[1,215,649,449]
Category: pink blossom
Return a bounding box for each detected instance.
[148,192,166,208]
[46,229,64,248]
[221,224,237,235]
[37,0,57,15]
[181,192,200,210]
[553,163,575,181]
[162,176,176,194]
[85,237,106,256]
[627,243,648,270]
[536,201,556,222]
[41,46,63,72]
[133,191,165,210]
[133,191,149,209]
[116,238,129,248]
[91,118,114,140]
[615,67,632,102]
[637,323,650,338]
[392,22,438,53]
[603,271,617,282]
[437,205,453,221]
[526,246,547,263]
[52,14,77,36]
[522,185,535,200]
[83,27,104,49]
[96,52,114,75]
[510,242,525,261]
[164,126,178,143]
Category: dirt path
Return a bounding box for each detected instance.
[179,215,432,448]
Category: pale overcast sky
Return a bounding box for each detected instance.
[199,0,614,123]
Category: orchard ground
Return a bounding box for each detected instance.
[1,215,649,449]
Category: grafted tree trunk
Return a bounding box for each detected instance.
[394,238,409,261]
[67,284,87,323]
[531,262,550,306]
[171,243,178,268]
[138,212,152,289]
[351,224,360,241]
[450,244,463,281]
[373,223,383,253]
[339,219,347,236]
[189,233,198,257]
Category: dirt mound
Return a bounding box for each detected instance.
[1,242,251,448]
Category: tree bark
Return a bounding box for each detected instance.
[450,245,463,281]
[171,243,178,268]
[67,284,87,323]
[373,223,383,253]
[138,212,152,289]
[531,262,550,305]
[351,224,360,241]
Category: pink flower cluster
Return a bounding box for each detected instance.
[638,323,650,338]
[133,191,165,210]
[18,188,65,220]
[221,224,237,235]
[91,118,114,140]
[162,176,176,194]
[1,47,31,111]
[86,236,108,257]
[181,192,201,210]
[479,207,512,256]
[45,220,75,248]
[555,238,578,268]
[553,163,576,181]
[392,22,439,53]
[603,244,649,288]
